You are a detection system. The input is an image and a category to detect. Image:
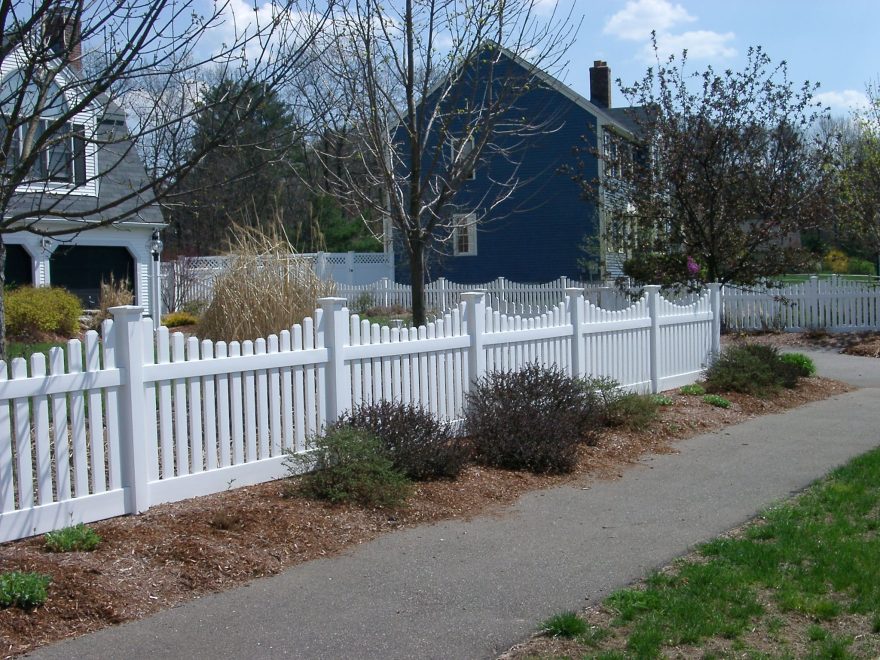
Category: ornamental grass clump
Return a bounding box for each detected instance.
[338,401,469,480]
[198,223,335,342]
[44,524,101,553]
[465,364,600,474]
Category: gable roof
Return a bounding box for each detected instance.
[487,42,640,139]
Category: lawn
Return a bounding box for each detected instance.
[515,447,880,659]
[6,341,66,362]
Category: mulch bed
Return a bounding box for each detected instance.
[725,329,880,358]
[0,377,851,658]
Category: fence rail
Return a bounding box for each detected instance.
[0,285,720,543]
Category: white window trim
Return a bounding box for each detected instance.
[449,135,476,180]
[452,212,477,256]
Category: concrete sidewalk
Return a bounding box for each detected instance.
[28,351,880,660]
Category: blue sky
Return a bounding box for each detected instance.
[554,0,880,116]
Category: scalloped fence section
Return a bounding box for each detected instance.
[0,286,720,543]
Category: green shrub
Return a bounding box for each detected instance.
[652,395,674,406]
[540,611,587,638]
[287,427,410,507]
[465,365,600,474]
[338,401,468,480]
[581,377,660,430]
[848,257,875,275]
[703,394,731,408]
[606,393,660,430]
[44,523,101,552]
[162,311,199,328]
[0,571,51,610]
[704,344,807,397]
[6,286,81,339]
[780,352,816,377]
[679,383,706,396]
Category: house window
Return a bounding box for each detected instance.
[449,135,475,180]
[603,130,620,179]
[453,213,477,256]
[1,72,87,186]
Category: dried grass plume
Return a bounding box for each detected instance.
[198,224,335,342]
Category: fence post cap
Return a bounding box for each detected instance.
[643,285,662,294]
[109,306,144,320]
[564,286,585,298]
[318,297,348,310]
[461,290,487,301]
[707,282,722,292]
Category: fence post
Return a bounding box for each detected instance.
[645,285,661,394]
[599,286,612,309]
[462,291,487,386]
[110,305,150,514]
[565,287,585,379]
[708,283,722,359]
[380,277,390,308]
[809,275,821,328]
[439,277,448,312]
[347,251,355,285]
[318,297,352,424]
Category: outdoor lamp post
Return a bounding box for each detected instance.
[150,229,163,329]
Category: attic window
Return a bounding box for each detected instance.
[1,72,86,186]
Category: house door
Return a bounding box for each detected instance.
[4,245,33,288]
[50,245,135,308]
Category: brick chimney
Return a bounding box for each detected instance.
[589,60,611,109]
[44,2,82,73]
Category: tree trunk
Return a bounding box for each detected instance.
[408,236,426,327]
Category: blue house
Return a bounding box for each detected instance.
[392,48,639,285]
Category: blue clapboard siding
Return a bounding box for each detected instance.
[395,50,608,285]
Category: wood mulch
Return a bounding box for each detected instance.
[0,377,851,658]
[725,328,880,358]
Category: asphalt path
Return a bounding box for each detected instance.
[27,349,880,660]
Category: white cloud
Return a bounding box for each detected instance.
[646,29,737,62]
[814,89,870,114]
[532,0,560,17]
[603,0,695,41]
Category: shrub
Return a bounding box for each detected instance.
[465,365,599,474]
[198,223,336,342]
[605,393,660,430]
[6,286,81,339]
[704,344,789,397]
[848,257,875,276]
[338,401,468,480]
[89,274,133,329]
[0,571,51,610]
[580,377,660,430]
[822,249,848,273]
[652,394,674,406]
[45,523,101,552]
[780,352,816,377]
[162,311,199,328]
[679,383,706,396]
[287,427,410,507]
[703,394,731,408]
[540,611,587,638]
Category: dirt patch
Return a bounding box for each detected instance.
[0,378,850,658]
[725,329,880,358]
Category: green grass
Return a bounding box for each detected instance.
[7,341,65,362]
[539,611,588,638]
[526,447,880,658]
[679,383,706,396]
[45,523,102,552]
[0,571,51,610]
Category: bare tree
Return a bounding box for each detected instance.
[296,0,578,324]
[0,0,332,355]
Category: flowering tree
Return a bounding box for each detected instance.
[582,36,837,287]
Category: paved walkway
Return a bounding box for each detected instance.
[28,350,880,660]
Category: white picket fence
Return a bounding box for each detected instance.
[723,276,880,332]
[0,285,720,543]
[337,276,628,316]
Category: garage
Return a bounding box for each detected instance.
[50,245,135,308]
